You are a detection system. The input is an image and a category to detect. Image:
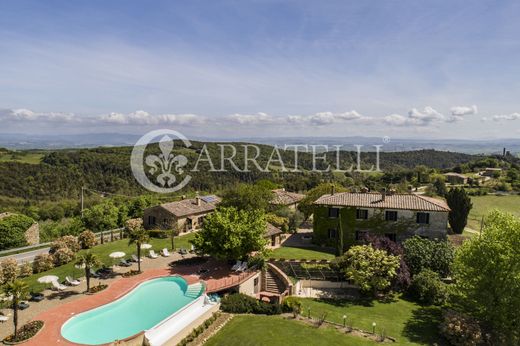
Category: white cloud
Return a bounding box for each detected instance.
[383,106,445,127]
[492,113,520,121]
[222,112,278,125]
[0,108,75,122]
[450,105,478,116]
[97,111,205,126]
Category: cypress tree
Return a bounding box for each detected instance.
[446,187,473,234]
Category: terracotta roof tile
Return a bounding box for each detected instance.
[314,192,450,212]
[271,189,305,205]
[265,223,282,237]
[158,195,220,217]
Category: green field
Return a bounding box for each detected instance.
[22,232,196,292]
[0,152,44,164]
[467,195,520,230]
[270,245,336,261]
[205,315,376,346]
[207,297,442,346]
[294,297,443,346]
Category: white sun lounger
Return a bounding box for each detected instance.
[66,276,81,286]
[52,280,68,291]
[161,248,170,257]
[131,254,143,262]
[0,315,8,322]
[149,250,159,259]
[231,261,242,271]
[237,262,248,272]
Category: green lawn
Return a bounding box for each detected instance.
[22,232,196,292]
[205,315,376,346]
[270,245,336,261]
[293,297,443,346]
[467,195,520,230]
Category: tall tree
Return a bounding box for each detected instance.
[220,183,274,211]
[452,211,520,344]
[169,224,179,251]
[76,252,101,292]
[298,183,347,220]
[3,280,28,339]
[126,219,149,272]
[190,207,267,260]
[446,187,473,234]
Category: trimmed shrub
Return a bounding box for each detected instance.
[0,258,19,284]
[281,297,302,317]
[32,254,54,273]
[403,236,454,277]
[0,214,33,251]
[52,247,75,266]
[440,310,483,346]
[220,293,281,315]
[409,269,448,305]
[78,230,97,249]
[59,235,81,252]
[18,262,33,277]
[148,229,168,239]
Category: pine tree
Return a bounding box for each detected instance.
[446,188,473,234]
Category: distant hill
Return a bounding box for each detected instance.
[0,141,480,201]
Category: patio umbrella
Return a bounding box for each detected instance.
[38,275,59,289]
[37,275,59,284]
[140,244,152,250]
[109,251,126,259]
[109,251,126,267]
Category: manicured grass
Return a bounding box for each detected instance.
[205,315,376,346]
[271,246,336,261]
[23,232,196,292]
[467,195,520,230]
[294,296,443,346]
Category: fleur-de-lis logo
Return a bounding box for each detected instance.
[131,129,192,193]
[145,135,188,187]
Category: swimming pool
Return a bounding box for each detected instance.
[61,276,204,345]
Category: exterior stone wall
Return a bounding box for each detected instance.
[313,205,449,250]
[143,206,212,233]
[24,223,40,245]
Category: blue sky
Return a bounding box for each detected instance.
[1,0,520,139]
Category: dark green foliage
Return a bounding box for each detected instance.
[403,236,454,277]
[220,293,281,315]
[190,207,267,260]
[148,229,168,238]
[446,188,473,234]
[298,183,347,220]
[220,183,273,211]
[0,214,33,250]
[408,269,448,305]
[433,177,447,197]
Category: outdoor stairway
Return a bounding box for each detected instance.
[185,282,204,298]
[264,268,285,294]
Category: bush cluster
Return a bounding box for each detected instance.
[2,320,44,343]
[32,254,54,273]
[408,269,448,305]
[177,312,221,346]
[52,247,75,266]
[439,310,484,346]
[0,258,19,284]
[148,229,168,238]
[0,214,33,251]
[220,293,281,315]
[78,230,97,249]
[18,262,33,277]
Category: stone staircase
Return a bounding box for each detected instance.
[185,282,204,299]
[264,268,285,295]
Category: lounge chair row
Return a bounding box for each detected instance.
[231,261,248,272]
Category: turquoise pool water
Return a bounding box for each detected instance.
[61,276,203,345]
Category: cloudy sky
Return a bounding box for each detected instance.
[1,1,520,139]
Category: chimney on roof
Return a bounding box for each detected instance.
[195,196,201,206]
[331,185,335,196]
[360,187,368,193]
[181,195,186,200]
[381,188,387,201]
[408,185,413,194]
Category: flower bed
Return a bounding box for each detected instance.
[122,270,141,278]
[89,284,108,294]
[3,320,44,344]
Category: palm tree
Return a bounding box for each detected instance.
[127,221,149,272]
[76,252,101,292]
[3,280,29,339]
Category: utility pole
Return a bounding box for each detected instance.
[81,186,85,217]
